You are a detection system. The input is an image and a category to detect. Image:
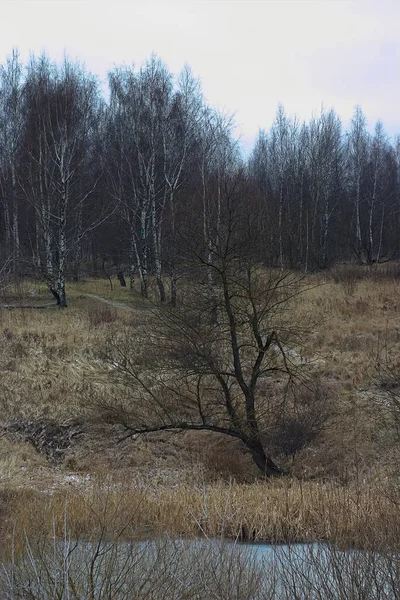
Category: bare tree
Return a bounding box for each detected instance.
[0,49,24,275]
[106,58,202,302]
[347,106,370,262]
[107,58,172,299]
[191,107,240,313]
[302,108,344,268]
[0,50,399,294]
[21,55,100,306]
[100,172,311,476]
[160,65,203,305]
[269,105,293,269]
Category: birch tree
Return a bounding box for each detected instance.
[191,108,240,311]
[302,109,344,268]
[347,106,370,262]
[269,106,291,268]
[107,58,202,301]
[0,49,24,274]
[22,55,100,306]
[248,130,275,263]
[363,121,396,263]
[159,65,203,305]
[107,59,171,299]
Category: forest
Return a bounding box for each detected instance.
[0,50,399,305]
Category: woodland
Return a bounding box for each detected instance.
[0,50,399,306]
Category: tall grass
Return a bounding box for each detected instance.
[1,477,398,561]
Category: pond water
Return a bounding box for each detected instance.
[3,537,399,599]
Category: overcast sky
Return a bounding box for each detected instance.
[0,0,399,154]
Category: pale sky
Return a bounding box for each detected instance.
[0,0,399,154]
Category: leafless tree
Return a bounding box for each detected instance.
[0,50,399,295]
[269,105,294,269]
[21,55,101,306]
[106,58,203,302]
[107,58,172,299]
[304,108,344,268]
[0,49,24,275]
[100,173,312,476]
[347,106,370,263]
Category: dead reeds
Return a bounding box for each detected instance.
[1,476,398,563]
[0,480,398,599]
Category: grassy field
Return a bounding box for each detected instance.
[0,265,399,561]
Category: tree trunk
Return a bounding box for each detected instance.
[50,286,60,305]
[139,210,148,298]
[2,188,11,257]
[376,202,385,263]
[11,162,19,276]
[278,181,284,269]
[154,242,166,302]
[130,226,148,298]
[129,266,135,289]
[72,202,83,281]
[57,279,67,308]
[355,166,364,262]
[170,270,177,307]
[245,437,284,477]
[152,202,166,302]
[57,177,68,308]
[128,227,136,289]
[321,190,330,267]
[304,210,309,273]
[91,237,98,277]
[117,271,126,287]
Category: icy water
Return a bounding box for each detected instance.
[4,538,399,598]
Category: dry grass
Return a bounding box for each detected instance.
[0,269,399,556]
[0,476,398,564]
[0,300,135,421]
[298,273,400,384]
[1,271,399,421]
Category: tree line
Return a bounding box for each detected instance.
[0,50,399,305]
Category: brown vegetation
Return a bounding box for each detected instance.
[0,268,399,556]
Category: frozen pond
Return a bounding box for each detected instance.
[2,537,399,599]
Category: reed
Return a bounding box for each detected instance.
[1,476,398,564]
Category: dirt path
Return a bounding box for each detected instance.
[83,293,136,311]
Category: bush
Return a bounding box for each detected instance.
[2,533,399,599]
[87,306,118,327]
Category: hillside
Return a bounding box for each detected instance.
[0,266,399,557]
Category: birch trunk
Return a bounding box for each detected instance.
[368,165,378,264]
[11,161,19,275]
[72,202,83,281]
[152,199,166,302]
[376,203,385,264]
[129,232,135,289]
[56,176,68,307]
[355,169,363,261]
[278,181,284,269]
[139,207,148,298]
[2,187,11,257]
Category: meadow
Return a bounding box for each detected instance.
[0,265,399,573]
